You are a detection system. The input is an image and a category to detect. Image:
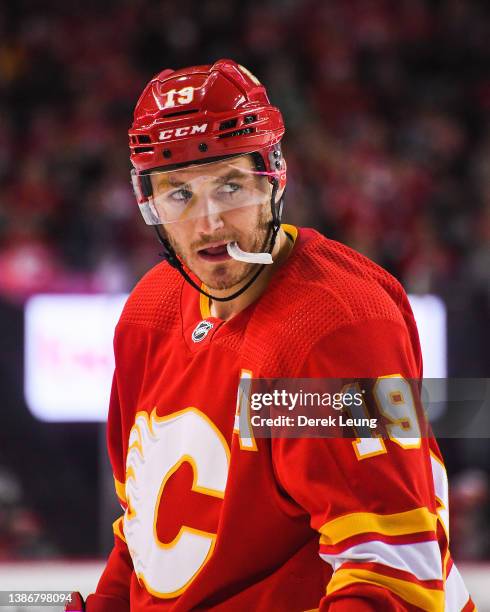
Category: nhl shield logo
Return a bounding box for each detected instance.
[192,320,214,343]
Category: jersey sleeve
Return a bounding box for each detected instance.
[272,318,447,612]
[86,373,132,612]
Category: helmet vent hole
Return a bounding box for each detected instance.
[218,127,255,139]
[243,114,257,124]
[137,135,151,144]
[219,118,238,131]
[134,146,154,154]
[161,109,198,118]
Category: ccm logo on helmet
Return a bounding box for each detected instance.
[159,124,208,141]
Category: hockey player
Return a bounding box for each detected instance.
[67,59,474,611]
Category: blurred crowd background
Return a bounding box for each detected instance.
[0,0,488,562]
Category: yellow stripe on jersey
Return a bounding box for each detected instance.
[199,288,211,319]
[327,567,444,611]
[114,476,127,503]
[319,508,438,546]
[112,516,126,543]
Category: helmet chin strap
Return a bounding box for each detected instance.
[154,180,283,304]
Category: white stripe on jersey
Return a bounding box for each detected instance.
[431,453,450,536]
[445,563,471,612]
[320,540,443,581]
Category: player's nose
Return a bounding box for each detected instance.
[194,197,225,234]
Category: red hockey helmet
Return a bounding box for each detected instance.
[129,59,285,181]
[129,59,286,302]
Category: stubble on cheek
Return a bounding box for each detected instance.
[204,208,271,290]
[160,203,273,290]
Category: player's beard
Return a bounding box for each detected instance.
[164,204,272,292]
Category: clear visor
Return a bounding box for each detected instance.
[131,155,274,225]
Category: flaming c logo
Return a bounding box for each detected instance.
[124,408,230,598]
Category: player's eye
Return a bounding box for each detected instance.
[169,188,193,203]
[218,182,241,196]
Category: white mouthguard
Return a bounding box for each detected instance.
[226,241,273,264]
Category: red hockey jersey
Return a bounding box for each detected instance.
[86,225,474,611]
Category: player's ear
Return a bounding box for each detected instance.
[275,157,287,203]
